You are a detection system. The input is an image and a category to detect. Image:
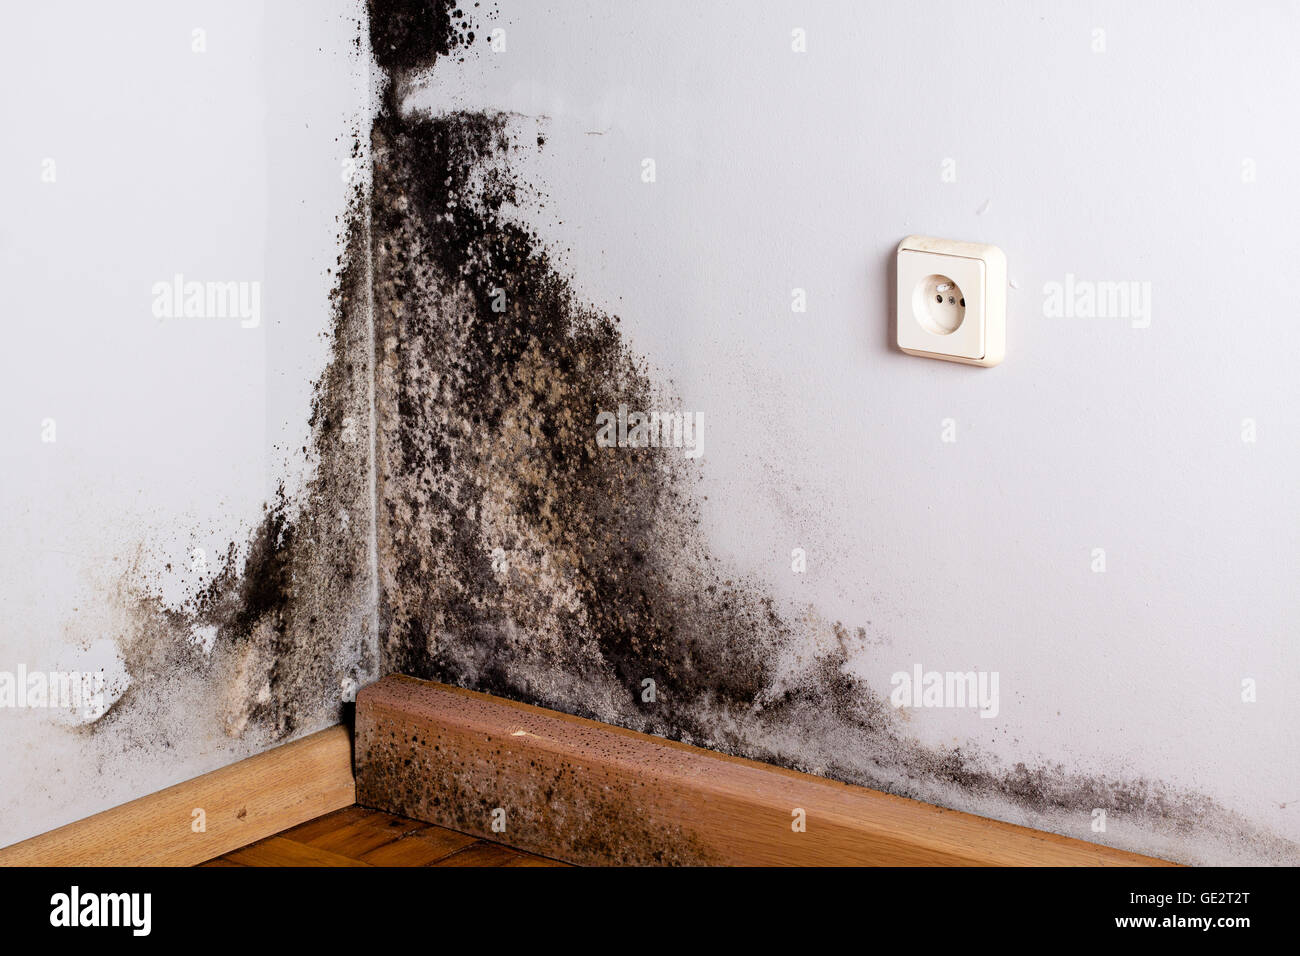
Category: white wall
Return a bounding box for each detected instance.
[0,1,368,845]
[1,0,1293,864]
[410,0,1299,857]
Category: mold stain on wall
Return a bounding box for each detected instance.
[85,0,1293,865]
[94,153,378,752]
[362,1,1294,865]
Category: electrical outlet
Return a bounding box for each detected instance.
[896,235,1006,367]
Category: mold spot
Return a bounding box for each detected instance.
[359,0,1297,865]
[89,0,1296,867]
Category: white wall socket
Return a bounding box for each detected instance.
[896,235,1006,367]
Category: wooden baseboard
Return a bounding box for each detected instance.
[0,679,1179,867]
[356,675,1174,866]
[0,724,355,867]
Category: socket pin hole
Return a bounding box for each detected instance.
[913,274,966,335]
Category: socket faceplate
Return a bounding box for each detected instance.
[896,236,1006,367]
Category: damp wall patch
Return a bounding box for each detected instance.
[359,0,1300,865]
[0,2,374,845]
[3,1,1296,866]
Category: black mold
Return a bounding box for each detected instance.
[104,169,376,743]
[362,0,1296,865]
[367,0,475,75]
[95,0,1295,865]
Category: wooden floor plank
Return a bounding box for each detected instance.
[298,813,428,858]
[277,806,377,844]
[205,805,561,867]
[225,836,371,868]
[359,826,478,866]
[431,842,523,867]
